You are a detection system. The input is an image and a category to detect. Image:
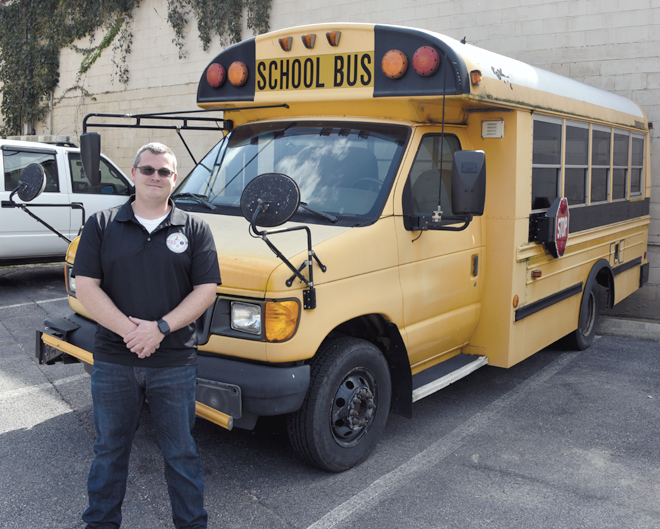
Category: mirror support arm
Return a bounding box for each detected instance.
[249,204,326,310]
[1,189,87,244]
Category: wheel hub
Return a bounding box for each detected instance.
[331,371,377,446]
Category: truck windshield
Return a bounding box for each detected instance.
[175,121,409,223]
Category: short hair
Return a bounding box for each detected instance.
[133,143,177,173]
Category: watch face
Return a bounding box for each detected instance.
[158,320,170,334]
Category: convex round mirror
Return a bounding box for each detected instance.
[17,163,46,202]
[240,173,301,228]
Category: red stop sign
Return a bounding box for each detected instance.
[554,197,570,257]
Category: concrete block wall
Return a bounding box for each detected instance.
[41,0,660,320]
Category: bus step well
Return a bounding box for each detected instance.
[412,354,488,402]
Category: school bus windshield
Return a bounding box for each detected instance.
[176,121,409,222]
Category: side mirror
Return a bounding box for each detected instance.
[240,173,301,228]
[16,163,46,202]
[451,150,486,216]
[80,132,102,187]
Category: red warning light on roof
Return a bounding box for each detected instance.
[206,63,225,88]
[412,46,440,77]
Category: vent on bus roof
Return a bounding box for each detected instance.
[482,120,504,138]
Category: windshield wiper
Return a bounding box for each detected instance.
[299,202,337,223]
[172,193,216,210]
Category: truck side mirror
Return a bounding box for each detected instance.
[451,150,486,216]
[80,132,102,187]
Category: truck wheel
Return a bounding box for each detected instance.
[566,281,600,350]
[287,337,392,472]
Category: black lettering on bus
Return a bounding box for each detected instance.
[268,61,278,90]
[292,59,301,89]
[303,58,314,88]
[334,56,344,87]
[347,54,358,86]
[315,57,325,87]
[360,53,372,86]
[280,59,290,90]
[257,61,267,91]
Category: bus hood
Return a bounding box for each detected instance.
[200,214,350,294]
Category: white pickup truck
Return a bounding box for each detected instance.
[0,136,132,266]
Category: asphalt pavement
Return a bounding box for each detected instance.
[1,264,659,529]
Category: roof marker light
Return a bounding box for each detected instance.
[326,31,341,47]
[301,34,316,49]
[279,36,293,52]
[228,61,248,86]
[206,63,225,88]
[381,49,408,79]
[471,70,482,85]
[412,46,440,76]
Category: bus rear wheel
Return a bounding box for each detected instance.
[566,281,600,350]
[287,337,391,472]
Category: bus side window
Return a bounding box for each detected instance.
[532,116,562,211]
[409,134,460,215]
[630,135,644,196]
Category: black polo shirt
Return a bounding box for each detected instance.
[73,197,221,367]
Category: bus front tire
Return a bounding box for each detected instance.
[287,337,392,472]
[566,281,600,350]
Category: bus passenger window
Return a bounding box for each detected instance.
[630,135,644,196]
[612,130,629,200]
[591,127,611,203]
[564,121,589,206]
[408,134,461,215]
[532,117,561,210]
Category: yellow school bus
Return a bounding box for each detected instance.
[37,23,651,472]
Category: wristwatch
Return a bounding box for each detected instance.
[157,319,171,336]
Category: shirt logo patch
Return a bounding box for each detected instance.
[166,233,189,254]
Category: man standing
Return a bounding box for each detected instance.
[74,143,221,529]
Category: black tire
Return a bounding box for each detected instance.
[566,281,600,350]
[287,337,392,472]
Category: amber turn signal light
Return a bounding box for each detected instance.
[279,36,293,52]
[228,61,248,86]
[265,301,300,342]
[326,31,341,47]
[382,49,408,79]
[301,34,316,49]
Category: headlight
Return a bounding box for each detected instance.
[67,266,76,296]
[230,302,261,334]
[265,300,300,342]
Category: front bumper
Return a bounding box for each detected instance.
[37,314,310,430]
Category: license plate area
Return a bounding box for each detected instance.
[196,378,242,418]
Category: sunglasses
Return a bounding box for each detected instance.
[135,165,175,178]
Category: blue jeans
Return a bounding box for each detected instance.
[83,361,207,529]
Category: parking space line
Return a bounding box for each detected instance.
[0,373,88,400]
[0,297,69,310]
[306,351,583,529]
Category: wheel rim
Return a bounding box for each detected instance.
[330,368,378,447]
[581,290,596,336]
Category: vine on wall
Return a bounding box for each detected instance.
[0,0,271,137]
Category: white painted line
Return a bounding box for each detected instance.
[0,373,88,400]
[306,351,582,529]
[0,297,68,310]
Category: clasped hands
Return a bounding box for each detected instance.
[124,316,164,359]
